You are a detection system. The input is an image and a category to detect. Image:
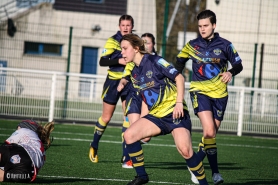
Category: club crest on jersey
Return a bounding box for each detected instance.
[10,155,21,164]
[146,70,153,78]
[173,118,181,125]
[217,110,223,117]
[213,48,222,55]
[157,58,170,68]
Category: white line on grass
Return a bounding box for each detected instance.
[39,175,187,184]
[2,127,278,142]
[0,134,277,150]
[55,137,278,150]
[52,131,165,141]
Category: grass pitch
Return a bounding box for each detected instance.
[0,119,277,185]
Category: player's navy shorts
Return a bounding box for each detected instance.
[143,110,192,135]
[102,76,129,105]
[0,143,35,182]
[190,92,228,121]
[125,89,142,115]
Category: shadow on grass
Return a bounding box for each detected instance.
[143,161,277,185]
[48,144,73,147]
[144,161,240,171]
[224,179,278,185]
[34,177,94,184]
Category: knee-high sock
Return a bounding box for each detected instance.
[204,137,219,175]
[90,117,108,149]
[126,141,148,179]
[186,152,208,185]
[122,116,130,162]
[197,137,206,160]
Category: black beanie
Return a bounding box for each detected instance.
[18,120,39,133]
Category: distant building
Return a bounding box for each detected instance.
[0,0,156,75]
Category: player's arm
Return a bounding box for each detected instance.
[117,78,128,92]
[221,62,243,83]
[174,74,185,118]
[175,43,191,73]
[228,63,243,76]
[220,43,243,83]
[99,57,127,67]
[117,62,135,91]
[175,57,187,73]
[99,38,127,67]
[155,58,185,118]
[226,43,243,76]
[122,62,135,78]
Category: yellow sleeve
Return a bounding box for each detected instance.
[122,62,135,78]
[101,37,121,57]
[177,42,202,61]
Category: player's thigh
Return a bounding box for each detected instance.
[198,110,215,127]
[140,101,149,117]
[198,111,217,137]
[124,118,160,143]
[101,102,116,121]
[172,128,193,158]
[128,113,140,125]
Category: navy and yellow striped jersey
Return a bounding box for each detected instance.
[176,33,242,98]
[122,52,157,78]
[130,54,188,118]
[101,31,125,80]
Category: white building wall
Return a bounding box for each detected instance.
[0,1,156,99]
[0,1,157,75]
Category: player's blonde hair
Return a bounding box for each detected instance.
[37,121,54,150]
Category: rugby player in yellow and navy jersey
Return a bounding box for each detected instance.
[175,10,243,185]
[118,33,209,185]
[123,33,157,145]
[89,14,134,169]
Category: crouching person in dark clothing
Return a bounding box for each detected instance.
[0,120,54,182]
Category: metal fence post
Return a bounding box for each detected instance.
[237,87,245,136]
[249,43,258,122]
[161,0,169,58]
[49,73,57,122]
[63,26,73,118]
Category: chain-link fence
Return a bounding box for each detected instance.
[1,68,277,135]
[1,0,278,89]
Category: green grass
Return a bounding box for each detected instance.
[0,119,278,185]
